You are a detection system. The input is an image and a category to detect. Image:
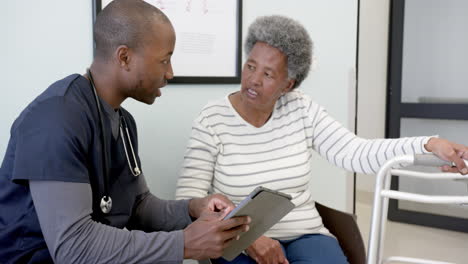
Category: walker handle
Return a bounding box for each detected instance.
[413,154,453,167]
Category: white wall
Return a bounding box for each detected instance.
[2,0,357,212]
[1,0,94,154]
[356,0,390,193]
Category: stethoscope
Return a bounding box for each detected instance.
[87,69,142,214]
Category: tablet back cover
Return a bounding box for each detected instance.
[222,191,295,261]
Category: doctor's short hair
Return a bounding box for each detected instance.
[244,15,313,89]
[93,0,170,60]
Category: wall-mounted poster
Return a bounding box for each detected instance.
[92,0,242,84]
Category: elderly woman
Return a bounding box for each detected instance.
[176,15,468,264]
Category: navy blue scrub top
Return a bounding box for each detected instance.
[0,74,147,263]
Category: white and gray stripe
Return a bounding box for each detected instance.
[176,90,433,239]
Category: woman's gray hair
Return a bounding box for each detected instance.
[245,15,313,89]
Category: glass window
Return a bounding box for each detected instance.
[401,0,468,104]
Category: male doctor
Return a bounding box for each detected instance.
[0,0,249,263]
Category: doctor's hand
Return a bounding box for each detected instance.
[424,137,468,174]
[189,194,235,219]
[183,210,250,260]
[246,236,288,264]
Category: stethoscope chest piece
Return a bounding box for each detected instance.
[100,196,112,214]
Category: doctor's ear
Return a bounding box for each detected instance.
[115,45,131,70]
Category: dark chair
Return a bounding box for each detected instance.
[315,202,366,264]
[202,202,366,264]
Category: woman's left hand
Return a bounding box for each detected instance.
[424,137,468,174]
[189,194,235,219]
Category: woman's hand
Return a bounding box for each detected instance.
[188,193,235,219]
[424,137,468,174]
[246,236,288,264]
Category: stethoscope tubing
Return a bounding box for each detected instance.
[87,69,141,214]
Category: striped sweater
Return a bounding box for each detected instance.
[175,90,431,239]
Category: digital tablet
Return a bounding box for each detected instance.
[222,186,295,261]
